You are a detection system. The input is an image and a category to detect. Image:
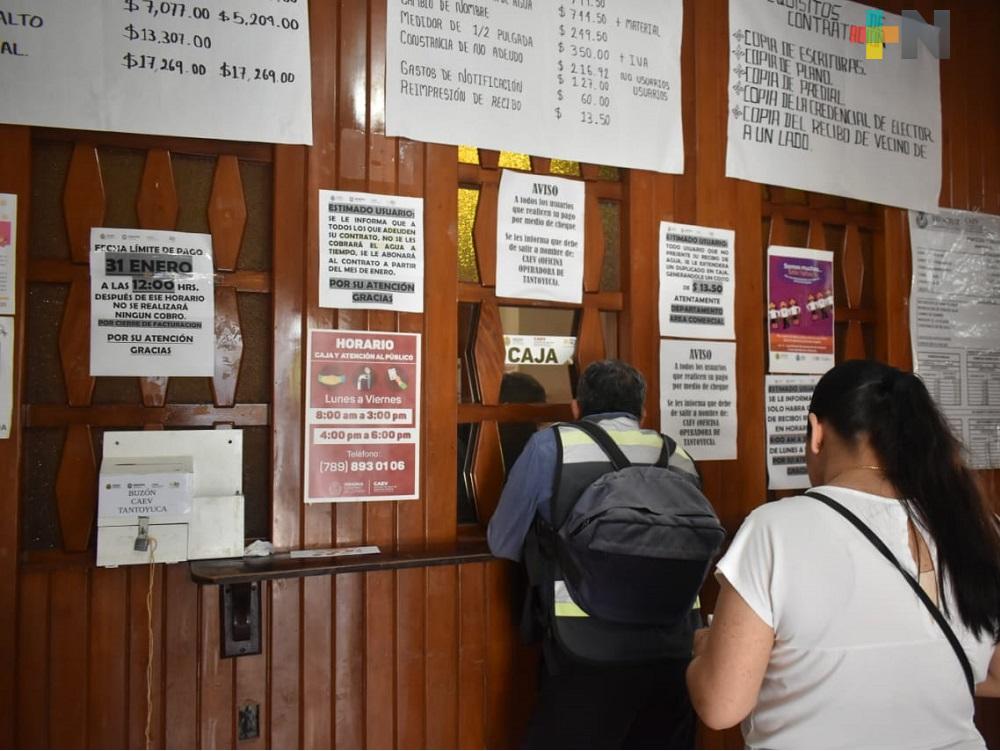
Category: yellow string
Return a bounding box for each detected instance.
[145,538,158,751]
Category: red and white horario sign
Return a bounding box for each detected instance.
[304,329,420,503]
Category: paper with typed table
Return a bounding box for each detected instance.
[909,208,1000,469]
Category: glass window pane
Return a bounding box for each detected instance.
[458,187,481,283]
[498,152,531,170]
[458,145,479,165]
[499,306,575,403]
[457,423,478,524]
[30,140,72,261]
[458,302,478,403]
[499,419,547,476]
[550,160,581,176]
[823,223,846,254]
[784,219,809,247]
[598,166,620,181]
[26,283,68,405]
[601,311,619,359]
[599,199,621,291]
[22,427,65,550]
[859,228,876,309]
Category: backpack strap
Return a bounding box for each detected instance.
[568,419,632,471]
[805,490,975,697]
[655,433,676,468]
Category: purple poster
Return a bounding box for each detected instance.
[767,246,834,374]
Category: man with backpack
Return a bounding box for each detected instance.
[488,359,724,749]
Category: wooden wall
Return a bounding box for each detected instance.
[1,1,999,749]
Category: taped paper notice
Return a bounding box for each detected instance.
[90,228,214,377]
[659,221,735,340]
[909,208,1000,469]
[0,194,16,315]
[319,190,424,313]
[765,375,819,490]
[495,171,585,304]
[660,339,738,461]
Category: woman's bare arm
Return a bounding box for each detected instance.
[686,577,775,730]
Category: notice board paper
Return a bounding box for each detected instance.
[305,330,421,503]
[659,221,735,340]
[90,228,215,377]
[727,0,941,211]
[496,170,584,304]
[909,208,1000,469]
[0,1,312,144]
[660,339,737,461]
[0,194,16,315]
[319,190,424,313]
[765,374,819,490]
[0,317,12,439]
[768,246,834,374]
[386,0,684,173]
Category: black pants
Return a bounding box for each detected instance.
[523,653,695,749]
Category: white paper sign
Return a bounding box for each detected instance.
[0,317,13,439]
[765,375,819,489]
[0,1,312,144]
[727,0,942,211]
[909,208,1000,469]
[504,335,576,366]
[0,194,16,315]
[90,228,214,377]
[660,339,738,461]
[659,222,735,340]
[496,171,584,304]
[319,191,424,313]
[386,0,684,173]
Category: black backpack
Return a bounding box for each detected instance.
[522,420,724,665]
[552,420,726,625]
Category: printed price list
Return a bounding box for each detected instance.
[968,419,1000,470]
[918,351,962,408]
[966,351,1000,407]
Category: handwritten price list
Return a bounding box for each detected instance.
[386,0,684,173]
[118,1,300,86]
[0,1,311,144]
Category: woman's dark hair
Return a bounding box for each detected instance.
[810,359,1000,640]
[576,359,646,418]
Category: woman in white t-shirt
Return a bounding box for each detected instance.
[687,360,1000,749]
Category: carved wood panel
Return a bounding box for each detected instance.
[24,134,272,553]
